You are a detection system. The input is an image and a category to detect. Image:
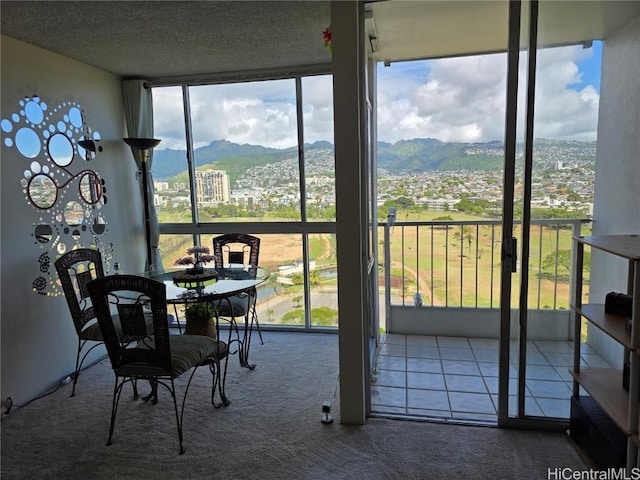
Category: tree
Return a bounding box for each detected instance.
[453,225,474,254]
[265,272,280,294]
[566,190,583,202]
[542,249,590,276]
[384,197,414,209]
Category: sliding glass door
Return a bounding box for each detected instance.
[500,0,599,426]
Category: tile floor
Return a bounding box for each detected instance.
[370,334,613,424]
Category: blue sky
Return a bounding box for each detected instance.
[376,42,602,144]
[574,41,601,92]
[153,42,602,150]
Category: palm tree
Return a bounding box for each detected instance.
[454,225,474,255]
[265,271,280,295]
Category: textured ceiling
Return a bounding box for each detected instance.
[367,0,640,64]
[0,1,332,80]
[2,0,639,82]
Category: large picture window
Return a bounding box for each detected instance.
[151,74,337,329]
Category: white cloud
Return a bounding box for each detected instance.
[529,46,600,140]
[153,76,336,150]
[189,81,298,149]
[378,54,509,143]
[301,76,334,144]
[377,44,599,144]
[153,86,186,150]
[153,45,600,150]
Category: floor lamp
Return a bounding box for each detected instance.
[123,137,161,271]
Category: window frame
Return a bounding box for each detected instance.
[151,69,337,331]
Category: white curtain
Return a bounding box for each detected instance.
[121,79,162,271]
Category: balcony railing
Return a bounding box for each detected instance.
[380,218,591,310]
[377,217,591,340]
[166,218,591,335]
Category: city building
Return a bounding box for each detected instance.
[195,170,230,204]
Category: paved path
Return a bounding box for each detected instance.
[390,259,443,306]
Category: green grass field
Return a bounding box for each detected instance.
[157,210,590,311]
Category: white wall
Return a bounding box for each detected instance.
[1,36,145,405]
[588,17,640,368]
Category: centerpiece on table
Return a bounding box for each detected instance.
[174,246,215,275]
[172,246,218,286]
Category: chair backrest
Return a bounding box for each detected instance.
[87,274,172,375]
[212,233,260,279]
[55,248,105,335]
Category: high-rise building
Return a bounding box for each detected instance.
[195,170,230,204]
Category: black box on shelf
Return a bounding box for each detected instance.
[570,395,626,469]
[605,292,633,317]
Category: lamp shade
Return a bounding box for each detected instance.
[123,138,161,150]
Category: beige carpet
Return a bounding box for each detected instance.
[1,332,586,479]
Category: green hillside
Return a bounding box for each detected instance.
[152,138,596,182]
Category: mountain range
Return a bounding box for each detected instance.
[151,138,596,180]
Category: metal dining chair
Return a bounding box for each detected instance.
[212,233,263,368]
[87,274,229,454]
[54,248,154,396]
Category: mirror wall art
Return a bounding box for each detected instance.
[1,94,115,296]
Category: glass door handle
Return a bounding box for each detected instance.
[503,237,518,273]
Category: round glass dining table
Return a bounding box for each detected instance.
[143,265,268,370]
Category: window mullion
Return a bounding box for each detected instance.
[296,77,312,328]
[182,85,199,245]
[296,77,307,223]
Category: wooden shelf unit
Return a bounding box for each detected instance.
[571,304,633,350]
[570,369,628,433]
[571,234,640,468]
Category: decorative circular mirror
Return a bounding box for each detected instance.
[1,119,13,133]
[93,215,106,235]
[25,100,44,125]
[28,174,57,209]
[34,224,53,243]
[47,133,74,167]
[15,127,41,158]
[79,171,102,204]
[63,201,84,226]
[68,106,83,128]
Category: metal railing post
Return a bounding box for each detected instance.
[384,209,395,332]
